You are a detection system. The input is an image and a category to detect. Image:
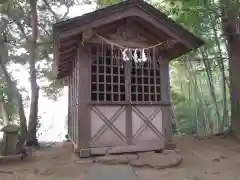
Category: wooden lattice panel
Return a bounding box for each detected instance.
[131,50,161,102]
[90,106,127,147]
[132,106,163,143]
[90,45,126,102]
[90,44,162,103]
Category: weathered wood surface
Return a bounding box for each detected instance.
[86,164,139,180]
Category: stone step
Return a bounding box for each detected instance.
[86,164,139,180]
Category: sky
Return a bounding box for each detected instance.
[4,3,97,142]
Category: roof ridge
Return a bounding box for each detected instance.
[54,0,151,27]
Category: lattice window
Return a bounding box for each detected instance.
[91,45,126,102]
[130,50,161,102]
[90,44,161,102]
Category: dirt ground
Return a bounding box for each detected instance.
[1,136,240,180]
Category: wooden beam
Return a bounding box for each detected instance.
[58,64,71,71]
[88,37,153,48]
[164,43,189,60]
[82,29,93,43]
[87,37,177,50]
[59,48,76,55]
[56,68,71,78]
[60,39,77,49]
[57,73,70,79]
[59,60,72,67]
[59,53,75,61]
[57,60,72,71]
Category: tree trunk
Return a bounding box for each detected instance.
[0,58,28,145]
[17,93,28,145]
[200,49,221,133]
[26,0,40,147]
[0,95,10,126]
[221,0,240,138]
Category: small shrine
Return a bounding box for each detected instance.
[53,0,204,157]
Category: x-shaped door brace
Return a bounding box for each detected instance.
[90,107,126,144]
[132,106,164,140]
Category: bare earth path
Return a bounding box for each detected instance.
[1,136,240,180]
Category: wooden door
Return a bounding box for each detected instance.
[89,45,128,148]
[128,58,165,150]
[89,44,165,153]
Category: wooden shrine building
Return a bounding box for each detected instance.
[53,0,204,157]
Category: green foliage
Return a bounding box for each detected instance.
[0,0,75,104]
[164,0,230,136]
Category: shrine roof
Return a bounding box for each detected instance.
[53,0,205,79]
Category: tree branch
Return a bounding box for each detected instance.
[42,0,60,21]
[62,4,70,20]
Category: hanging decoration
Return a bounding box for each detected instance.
[122,49,130,61]
[95,33,176,64]
[133,49,138,62]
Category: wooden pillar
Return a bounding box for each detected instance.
[125,61,132,145]
[160,58,172,143]
[78,45,91,157]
